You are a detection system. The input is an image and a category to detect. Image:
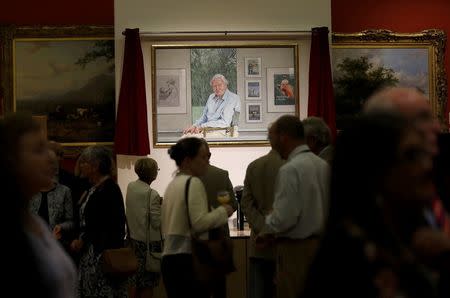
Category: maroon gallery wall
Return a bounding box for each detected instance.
[332,0,450,127]
[0,0,113,25]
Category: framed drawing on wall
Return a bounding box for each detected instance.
[246,102,263,123]
[244,57,262,77]
[267,67,296,113]
[245,79,262,100]
[0,25,115,148]
[332,29,448,129]
[156,69,187,114]
[149,34,301,147]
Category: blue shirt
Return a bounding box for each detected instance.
[194,89,241,128]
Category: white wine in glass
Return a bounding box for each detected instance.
[217,190,230,205]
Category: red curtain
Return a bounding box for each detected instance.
[114,28,150,155]
[307,27,336,141]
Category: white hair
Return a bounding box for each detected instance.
[302,116,331,146]
[210,74,228,86]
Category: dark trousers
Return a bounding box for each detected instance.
[161,254,208,298]
[249,257,276,298]
[210,276,226,298]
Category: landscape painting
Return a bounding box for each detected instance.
[14,38,115,144]
[332,47,428,128]
[332,29,448,129]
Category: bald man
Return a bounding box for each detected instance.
[365,86,450,236]
[364,87,441,155]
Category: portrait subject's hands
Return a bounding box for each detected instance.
[183,125,202,134]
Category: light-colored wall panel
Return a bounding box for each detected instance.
[115,0,331,196]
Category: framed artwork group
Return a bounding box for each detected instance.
[3,27,445,149]
[151,35,301,146]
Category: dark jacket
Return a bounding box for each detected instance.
[82,178,126,254]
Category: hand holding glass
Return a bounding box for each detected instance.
[217,190,231,205]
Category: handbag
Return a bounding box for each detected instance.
[185,177,236,282]
[101,218,138,278]
[145,189,162,272]
[101,246,139,278]
[145,243,162,272]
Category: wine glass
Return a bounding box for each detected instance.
[217,190,230,205]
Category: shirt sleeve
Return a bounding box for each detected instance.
[149,189,162,230]
[60,186,74,232]
[264,165,302,234]
[194,97,210,126]
[188,177,228,234]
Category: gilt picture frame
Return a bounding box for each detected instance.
[332,29,448,129]
[149,35,301,147]
[0,25,115,148]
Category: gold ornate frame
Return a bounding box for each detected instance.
[332,29,448,129]
[148,34,303,147]
[0,25,114,154]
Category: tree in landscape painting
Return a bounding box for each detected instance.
[334,56,399,129]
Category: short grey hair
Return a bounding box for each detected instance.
[134,157,158,182]
[79,145,115,176]
[210,74,228,86]
[302,116,331,146]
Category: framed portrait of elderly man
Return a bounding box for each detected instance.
[149,34,303,147]
[332,29,448,129]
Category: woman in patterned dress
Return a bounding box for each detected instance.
[70,145,127,297]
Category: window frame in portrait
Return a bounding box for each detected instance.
[156,68,187,114]
[332,29,448,130]
[245,79,262,100]
[0,25,115,154]
[244,57,262,77]
[266,67,296,113]
[246,102,263,123]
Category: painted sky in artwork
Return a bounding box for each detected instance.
[332,47,429,95]
[15,40,112,101]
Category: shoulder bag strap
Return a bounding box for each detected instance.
[146,189,151,253]
[184,176,194,234]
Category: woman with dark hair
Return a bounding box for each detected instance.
[161,137,234,298]
[70,145,127,297]
[0,112,77,297]
[303,113,450,298]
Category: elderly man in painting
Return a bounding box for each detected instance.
[183,74,241,135]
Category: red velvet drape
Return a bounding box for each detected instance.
[114,28,150,155]
[307,27,337,140]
